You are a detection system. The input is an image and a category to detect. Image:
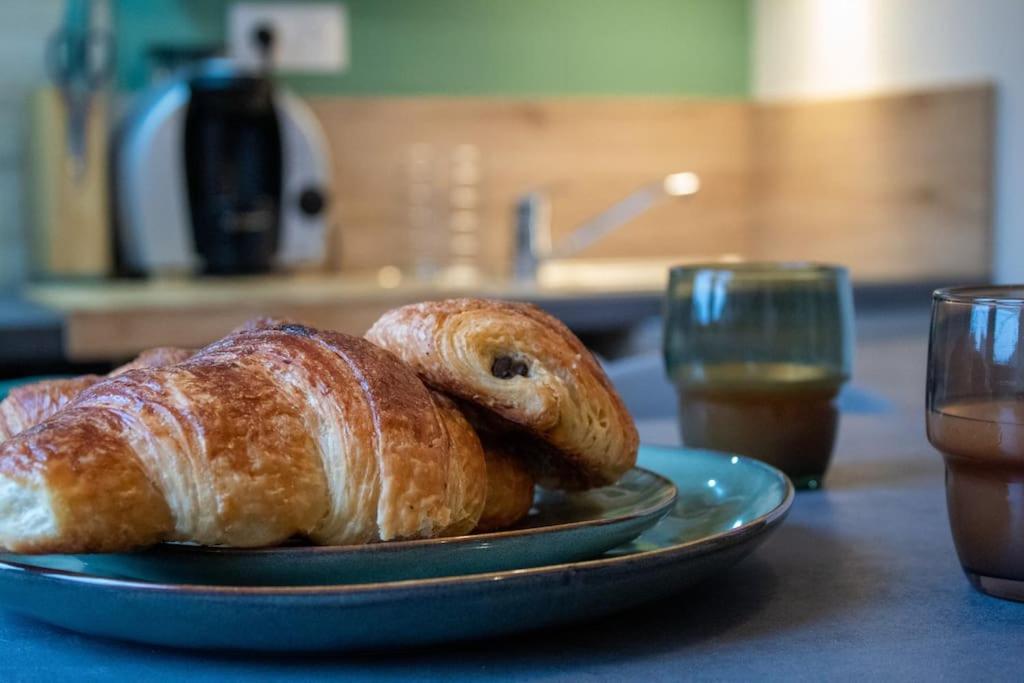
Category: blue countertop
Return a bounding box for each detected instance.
[1,308,1020,681]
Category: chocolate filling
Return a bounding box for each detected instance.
[491,355,529,379]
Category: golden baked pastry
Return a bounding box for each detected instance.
[0,324,486,554]
[109,347,194,376]
[365,298,639,489]
[0,318,293,442]
[0,348,192,442]
[424,390,535,533]
[230,315,296,334]
[429,391,487,536]
[476,442,535,532]
[0,375,105,443]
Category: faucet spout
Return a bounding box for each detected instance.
[513,172,699,281]
[514,191,553,280]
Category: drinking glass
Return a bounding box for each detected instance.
[664,262,854,489]
[403,142,485,284]
[927,286,1024,601]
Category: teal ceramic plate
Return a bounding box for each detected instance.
[14,467,677,586]
[0,446,793,652]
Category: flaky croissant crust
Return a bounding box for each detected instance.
[475,442,536,532]
[0,325,485,554]
[0,316,291,443]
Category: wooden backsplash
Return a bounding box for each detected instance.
[309,84,993,282]
[310,97,755,275]
[750,87,994,282]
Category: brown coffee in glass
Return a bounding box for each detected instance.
[664,263,854,489]
[927,286,1024,601]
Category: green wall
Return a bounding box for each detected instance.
[115,0,751,96]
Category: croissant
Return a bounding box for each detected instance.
[110,347,195,376]
[428,392,487,535]
[0,324,486,554]
[0,348,193,442]
[475,441,536,532]
[0,317,292,442]
[365,298,639,489]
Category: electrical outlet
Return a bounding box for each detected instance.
[228,2,349,73]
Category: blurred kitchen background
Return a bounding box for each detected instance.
[0,0,1015,376]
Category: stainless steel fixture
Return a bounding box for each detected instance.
[513,172,700,281]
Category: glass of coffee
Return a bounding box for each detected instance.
[663,263,854,489]
[927,286,1024,602]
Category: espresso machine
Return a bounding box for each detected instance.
[113,58,331,275]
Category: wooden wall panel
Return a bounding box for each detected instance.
[309,97,755,275]
[308,87,993,283]
[750,85,993,281]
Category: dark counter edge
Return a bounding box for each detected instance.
[0,295,65,368]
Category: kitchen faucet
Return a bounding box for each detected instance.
[512,172,700,281]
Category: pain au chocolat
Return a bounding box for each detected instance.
[366,298,639,490]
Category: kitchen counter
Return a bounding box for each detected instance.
[20,271,946,363]
[24,270,667,361]
[1,305,1019,680]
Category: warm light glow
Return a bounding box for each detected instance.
[663,172,700,197]
[808,0,878,92]
[377,266,402,288]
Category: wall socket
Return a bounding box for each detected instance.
[227,2,349,73]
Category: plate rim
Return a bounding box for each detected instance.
[0,447,794,598]
[120,465,679,559]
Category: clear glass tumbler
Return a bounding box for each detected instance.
[664,263,854,489]
[927,286,1024,602]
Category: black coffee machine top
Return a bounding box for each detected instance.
[114,58,331,276]
[185,70,284,274]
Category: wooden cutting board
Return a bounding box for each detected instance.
[25,86,112,278]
